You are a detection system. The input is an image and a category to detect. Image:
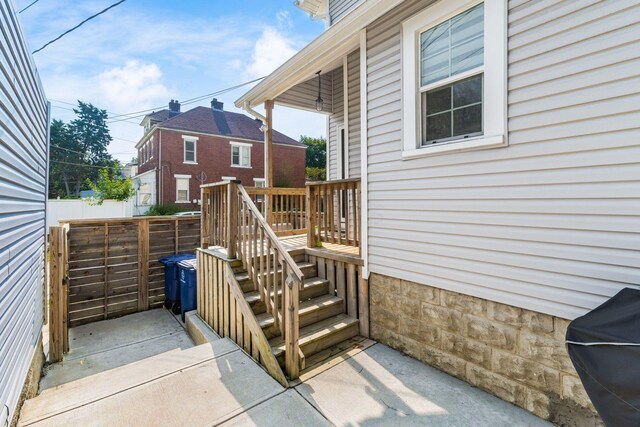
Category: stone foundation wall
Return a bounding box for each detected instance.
[369,273,602,426]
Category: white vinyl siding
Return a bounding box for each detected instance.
[329,0,361,25]
[0,0,48,423]
[327,67,344,180]
[365,0,640,320]
[347,49,361,177]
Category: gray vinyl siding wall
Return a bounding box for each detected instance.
[329,0,361,25]
[327,67,343,180]
[346,49,361,177]
[0,0,48,422]
[365,0,640,320]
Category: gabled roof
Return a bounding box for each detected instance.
[158,106,304,147]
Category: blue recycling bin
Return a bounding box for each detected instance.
[177,258,198,321]
[159,254,195,313]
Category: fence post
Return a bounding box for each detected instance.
[49,226,66,362]
[226,181,239,258]
[137,219,150,311]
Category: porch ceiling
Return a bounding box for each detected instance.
[234,0,405,109]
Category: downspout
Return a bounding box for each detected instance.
[243,101,267,124]
[159,129,162,205]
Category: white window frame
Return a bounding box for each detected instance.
[221,176,236,182]
[149,136,154,160]
[230,141,252,168]
[183,136,198,164]
[253,178,266,187]
[175,174,191,203]
[401,0,507,159]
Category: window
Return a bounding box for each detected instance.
[183,137,197,163]
[138,182,152,206]
[230,142,251,168]
[254,178,266,188]
[149,137,154,159]
[402,0,506,158]
[175,175,190,203]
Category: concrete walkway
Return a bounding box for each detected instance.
[21,310,552,426]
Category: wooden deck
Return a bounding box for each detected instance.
[279,235,362,264]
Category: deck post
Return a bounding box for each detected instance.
[264,100,274,225]
[226,181,239,258]
[306,184,317,248]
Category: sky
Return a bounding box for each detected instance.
[17,0,327,163]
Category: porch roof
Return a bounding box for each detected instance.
[234,0,404,109]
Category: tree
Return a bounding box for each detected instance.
[301,135,326,168]
[86,164,135,204]
[48,101,114,198]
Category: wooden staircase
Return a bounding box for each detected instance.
[233,249,360,373]
[198,180,367,384]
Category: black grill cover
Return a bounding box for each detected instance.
[566,288,640,427]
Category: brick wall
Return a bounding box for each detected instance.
[369,273,603,426]
[139,128,306,209]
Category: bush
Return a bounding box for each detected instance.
[145,204,185,216]
[306,167,326,181]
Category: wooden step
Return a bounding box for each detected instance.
[236,261,317,293]
[270,314,359,368]
[256,294,344,339]
[245,276,330,315]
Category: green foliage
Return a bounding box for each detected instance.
[144,204,185,216]
[305,167,326,181]
[49,101,114,198]
[86,165,135,205]
[300,135,326,169]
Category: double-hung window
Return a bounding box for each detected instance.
[175,175,190,203]
[230,142,251,168]
[402,0,506,158]
[183,136,197,164]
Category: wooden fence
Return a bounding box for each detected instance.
[49,216,201,340]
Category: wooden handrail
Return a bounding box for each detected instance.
[237,185,304,280]
[235,184,303,379]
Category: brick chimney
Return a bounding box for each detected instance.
[211,98,224,111]
[169,99,181,113]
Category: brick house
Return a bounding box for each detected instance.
[134,99,306,211]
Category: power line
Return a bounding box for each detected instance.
[105,76,266,123]
[32,0,128,54]
[50,103,140,125]
[50,159,122,169]
[19,0,40,13]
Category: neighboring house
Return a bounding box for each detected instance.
[134,99,306,210]
[236,0,640,424]
[0,1,49,424]
[120,162,138,178]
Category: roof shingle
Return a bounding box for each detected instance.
[153,106,303,147]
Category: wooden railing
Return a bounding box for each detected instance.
[307,178,361,252]
[197,249,288,386]
[200,181,305,380]
[244,187,306,236]
[201,181,230,249]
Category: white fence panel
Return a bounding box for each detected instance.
[47,199,134,229]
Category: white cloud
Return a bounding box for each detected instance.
[243,27,298,79]
[97,61,169,113]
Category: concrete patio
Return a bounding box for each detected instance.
[21,309,551,426]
